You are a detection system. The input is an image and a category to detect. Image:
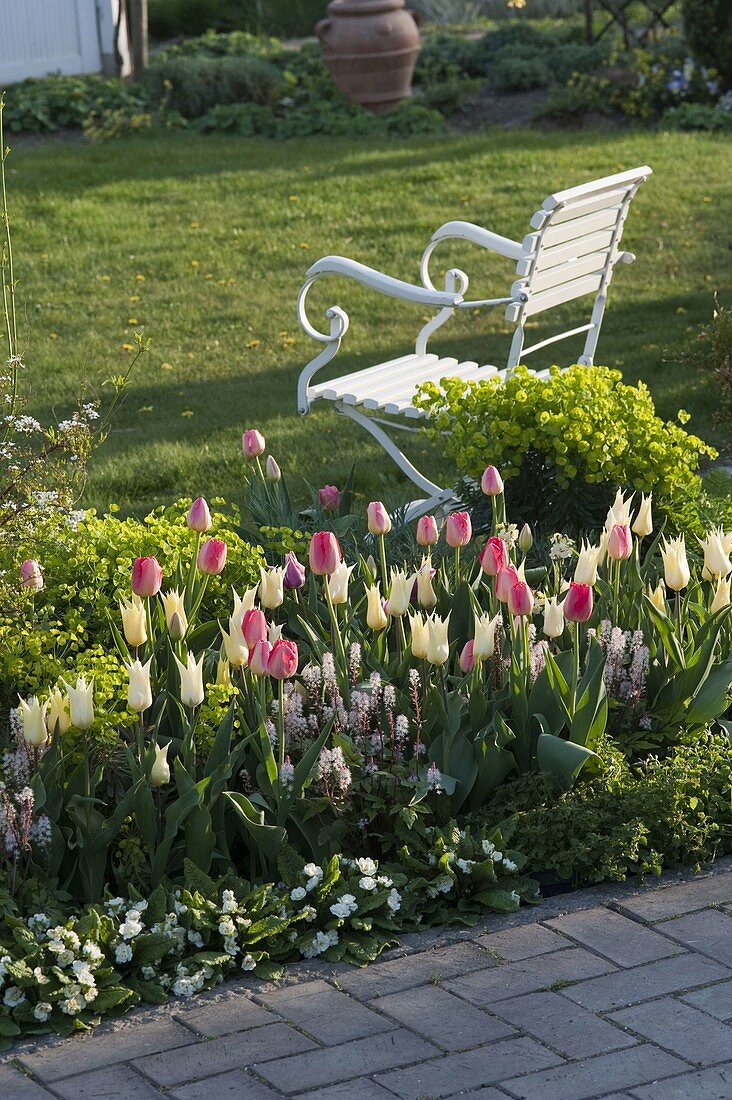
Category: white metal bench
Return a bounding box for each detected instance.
[297,166,652,516]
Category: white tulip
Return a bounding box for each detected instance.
[473,611,501,659]
[46,687,71,736]
[220,620,248,668]
[18,696,48,747]
[119,593,147,648]
[386,568,414,617]
[632,494,653,538]
[710,576,731,614]
[64,677,95,730]
[231,585,257,631]
[409,611,429,659]
[173,652,205,708]
[366,584,388,631]
[415,557,437,610]
[574,540,602,586]
[660,535,690,592]
[425,613,450,666]
[326,560,354,606]
[161,589,188,638]
[698,528,732,580]
[150,741,171,788]
[125,657,153,714]
[542,596,565,639]
[259,566,285,610]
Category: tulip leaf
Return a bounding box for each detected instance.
[225,791,287,861]
[536,732,600,790]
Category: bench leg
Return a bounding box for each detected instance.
[335,402,457,519]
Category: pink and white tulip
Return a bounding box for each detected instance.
[367,501,392,536]
[445,511,472,548]
[187,497,212,532]
[416,515,439,547]
[242,429,265,458]
[309,530,342,576]
[563,582,593,623]
[132,556,163,598]
[20,558,44,591]
[318,485,341,512]
[481,465,504,496]
[197,538,227,575]
[267,638,298,680]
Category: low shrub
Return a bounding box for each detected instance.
[682,0,732,90]
[1,75,147,135]
[663,101,732,130]
[678,296,732,429]
[144,54,283,117]
[415,365,717,533]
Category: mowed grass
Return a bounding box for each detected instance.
[7,127,732,516]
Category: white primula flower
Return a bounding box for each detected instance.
[302,862,323,883]
[224,937,239,956]
[119,916,143,940]
[482,840,495,856]
[71,961,96,987]
[187,931,204,948]
[221,889,237,914]
[302,906,317,922]
[358,876,378,892]
[115,943,133,964]
[83,942,103,963]
[491,850,503,862]
[141,966,156,980]
[3,986,26,1008]
[33,1002,52,1022]
[32,966,49,985]
[173,977,196,997]
[290,886,307,902]
[57,949,75,967]
[355,857,377,876]
[510,891,520,905]
[106,897,126,914]
[61,993,86,1015]
[329,893,358,920]
[387,889,402,913]
[502,858,518,873]
[456,858,474,874]
[241,955,256,971]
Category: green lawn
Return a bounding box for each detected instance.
[8,127,732,516]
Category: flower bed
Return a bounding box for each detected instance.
[2,429,731,1043]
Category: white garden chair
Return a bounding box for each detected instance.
[297,166,652,516]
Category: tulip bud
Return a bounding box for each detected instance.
[249,638,272,676]
[542,596,565,638]
[20,559,43,591]
[425,613,450,666]
[416,558,437,609]
[187,496,212,532]
[242,428,265,458]
[46,687,71,736]
[508,579,534,618]
[481,465,504,496]
[318,484,341,512]
[64,676,95,730]
[646,583,666,614]
[386,568,413,617]
[197,538,227,575]
[120,593,147,648]
[367,501,392,536]
[607,524,633,562]
[445,511,472,548]
[496,565,520,603]
[473,611,501,660]
[173,651,205,708]
[161,589,188,639]
[480,536,509,577]
[268,621,283,644]
[266,455,281,482]
[326,560,353,606]
[18,696,48,747]
[660,536,690,592]
[150,742,171,788]
[632,494,653,538]
[365,554,378,578]
[574,540,602,586]
[563,582,593,623]
[132,556,163,598]
[241,608,268,649]
[518,524,533,553]
[267,638,298,680]
[459,639,476,674]
[409,612,429,659]
[366,584,388,631]
[283,551,306,590]
[710,576,731,614]
[309,530,342,576]
[221,620,248,668]
[126,657,153,714]
[259,565,285,610]
[416,515,439,547]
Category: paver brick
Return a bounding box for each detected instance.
[561,952,731,1012]
[256,979,393,1045]
[169,1069,282,1099]
[257,1027,436,1094]
[292,1078,400,1099]
[658,908,732,967]
[445,946,615,1006]
[632,1060,732,1099]
[18,1017,195,1082]
[617,872,732,922]
[500,1043,687,1099]
[336,942,495,1000]
[373,984,516,1050]
[374,1035,563,1098]
[608,996,732,1066]
[0,1063,56,1098]
[477,923,570,961]
[51,1064,163,1099]
[133,1022,317,1087]
[444,1090,508,1100]
[681,978,732,1020]
[545,907,680,968]
[491,989,637,1059]
[176,990,275,1037]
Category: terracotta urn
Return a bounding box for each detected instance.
[316,0,421,115]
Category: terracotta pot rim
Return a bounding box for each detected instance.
[328,0,408,14]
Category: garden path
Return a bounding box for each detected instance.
[3,859,731,1100]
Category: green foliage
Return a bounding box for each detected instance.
[1,75,146,135]
[662,101,732,131]
[144,55,284,118]
[148,0,327,40]
[682,0,732,89]
[678,296,732,427]
[415,365,717,533]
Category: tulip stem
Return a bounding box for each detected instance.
[612,560,621,625]
[454,546,461,585]
[571,621,580,710]
[323,579,347,676]
[675,591,682,642]
[185,531,202,606]
[378,534,389,594]
[278,679,285,770]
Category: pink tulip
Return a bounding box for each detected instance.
[508,579,534,618]
[318,485,341,512]
[309,530,342,576]
[20,558,43,591]
[187,496,212,532]
[416,515,439,547]
[132,556,163,597]
[445,511,472,548]
[459,639,476,673]
[367,501,392,536]
[241,608,268,648]
[242,429,265,458]
[267,638,299,680]
[481,465,504,496]
[266,456,281,482]
[249,639,272,676]
[283,551,306,589]
[563,582,593,623]
[479,536,509,577]
[607,523,633,561]
[495,565,520,603]
[197,538,227,575]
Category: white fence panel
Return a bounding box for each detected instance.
[0,0,102,85]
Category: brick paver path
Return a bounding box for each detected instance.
[3,859,731,1099]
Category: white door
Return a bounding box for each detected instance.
[0,0,102,84]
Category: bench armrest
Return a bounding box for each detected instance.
[305,255,464,308]
[429,221,526,262]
